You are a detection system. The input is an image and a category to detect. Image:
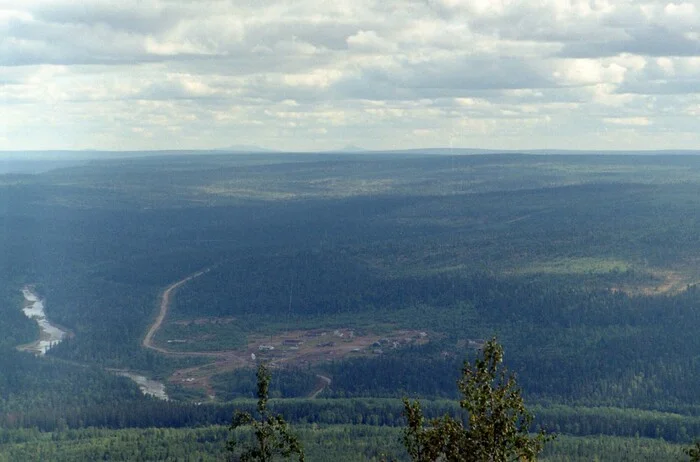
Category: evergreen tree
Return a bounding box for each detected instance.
[403,338,552,461]
[685,442,700,461]
[228,363,305,462]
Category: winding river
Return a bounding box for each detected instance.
[113,371,169,401]
[19,286,169,400]
[19,287,68,355]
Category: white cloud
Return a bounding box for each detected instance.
[603,117,651,126]
[346,30,396,52]
[553,59,628,86]
[1,0,700,151]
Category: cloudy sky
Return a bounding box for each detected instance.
[1,0,700,151]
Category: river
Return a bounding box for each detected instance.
[19,287,68,355]
[113,371,169,401]
[19,287,169,400]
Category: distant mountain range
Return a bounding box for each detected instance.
[214,145,277,153]
[4,147,700,166]
[332,145,367,153]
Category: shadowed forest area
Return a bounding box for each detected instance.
[3,153,700,460]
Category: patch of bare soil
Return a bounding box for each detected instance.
[168,328,431,400]
[611,270,696,296]
[146,270,432,400]
[142,268,210,353]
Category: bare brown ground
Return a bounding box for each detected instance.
[143,270,430,400]
[640,271,690,295]
[142,268,210,353]
[611,270,698,296]
[167,328,430,400]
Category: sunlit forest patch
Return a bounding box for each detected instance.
[517,257,631,275]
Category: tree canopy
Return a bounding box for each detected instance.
[403,338,552,461]
[228,363,305,462]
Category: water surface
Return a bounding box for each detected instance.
[19,287,67,355]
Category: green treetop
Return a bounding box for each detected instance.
[403,338,552,462]
[228,363,305,462]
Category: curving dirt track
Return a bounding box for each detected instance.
[141,268,416,401]
[309,374,332,399]
[142,269,210,354]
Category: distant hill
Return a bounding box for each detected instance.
[335,145,367,153]
[215,145,277,153]
[4,148,700,166]
[363,147,700,156]
[0,158,88,174]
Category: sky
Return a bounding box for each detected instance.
[1,0,700,152]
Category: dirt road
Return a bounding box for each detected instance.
[309,374,332,399]
[142,269,210,353]
[140,268,408,401]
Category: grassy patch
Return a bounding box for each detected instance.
[518,257,631,275]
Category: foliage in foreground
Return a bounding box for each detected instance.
[403,338,552,461]
[686,442,700,461]
[228,363,305,462]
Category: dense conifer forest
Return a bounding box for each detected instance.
[3,153,700,460]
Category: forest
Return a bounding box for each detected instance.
[3,152,700,460]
